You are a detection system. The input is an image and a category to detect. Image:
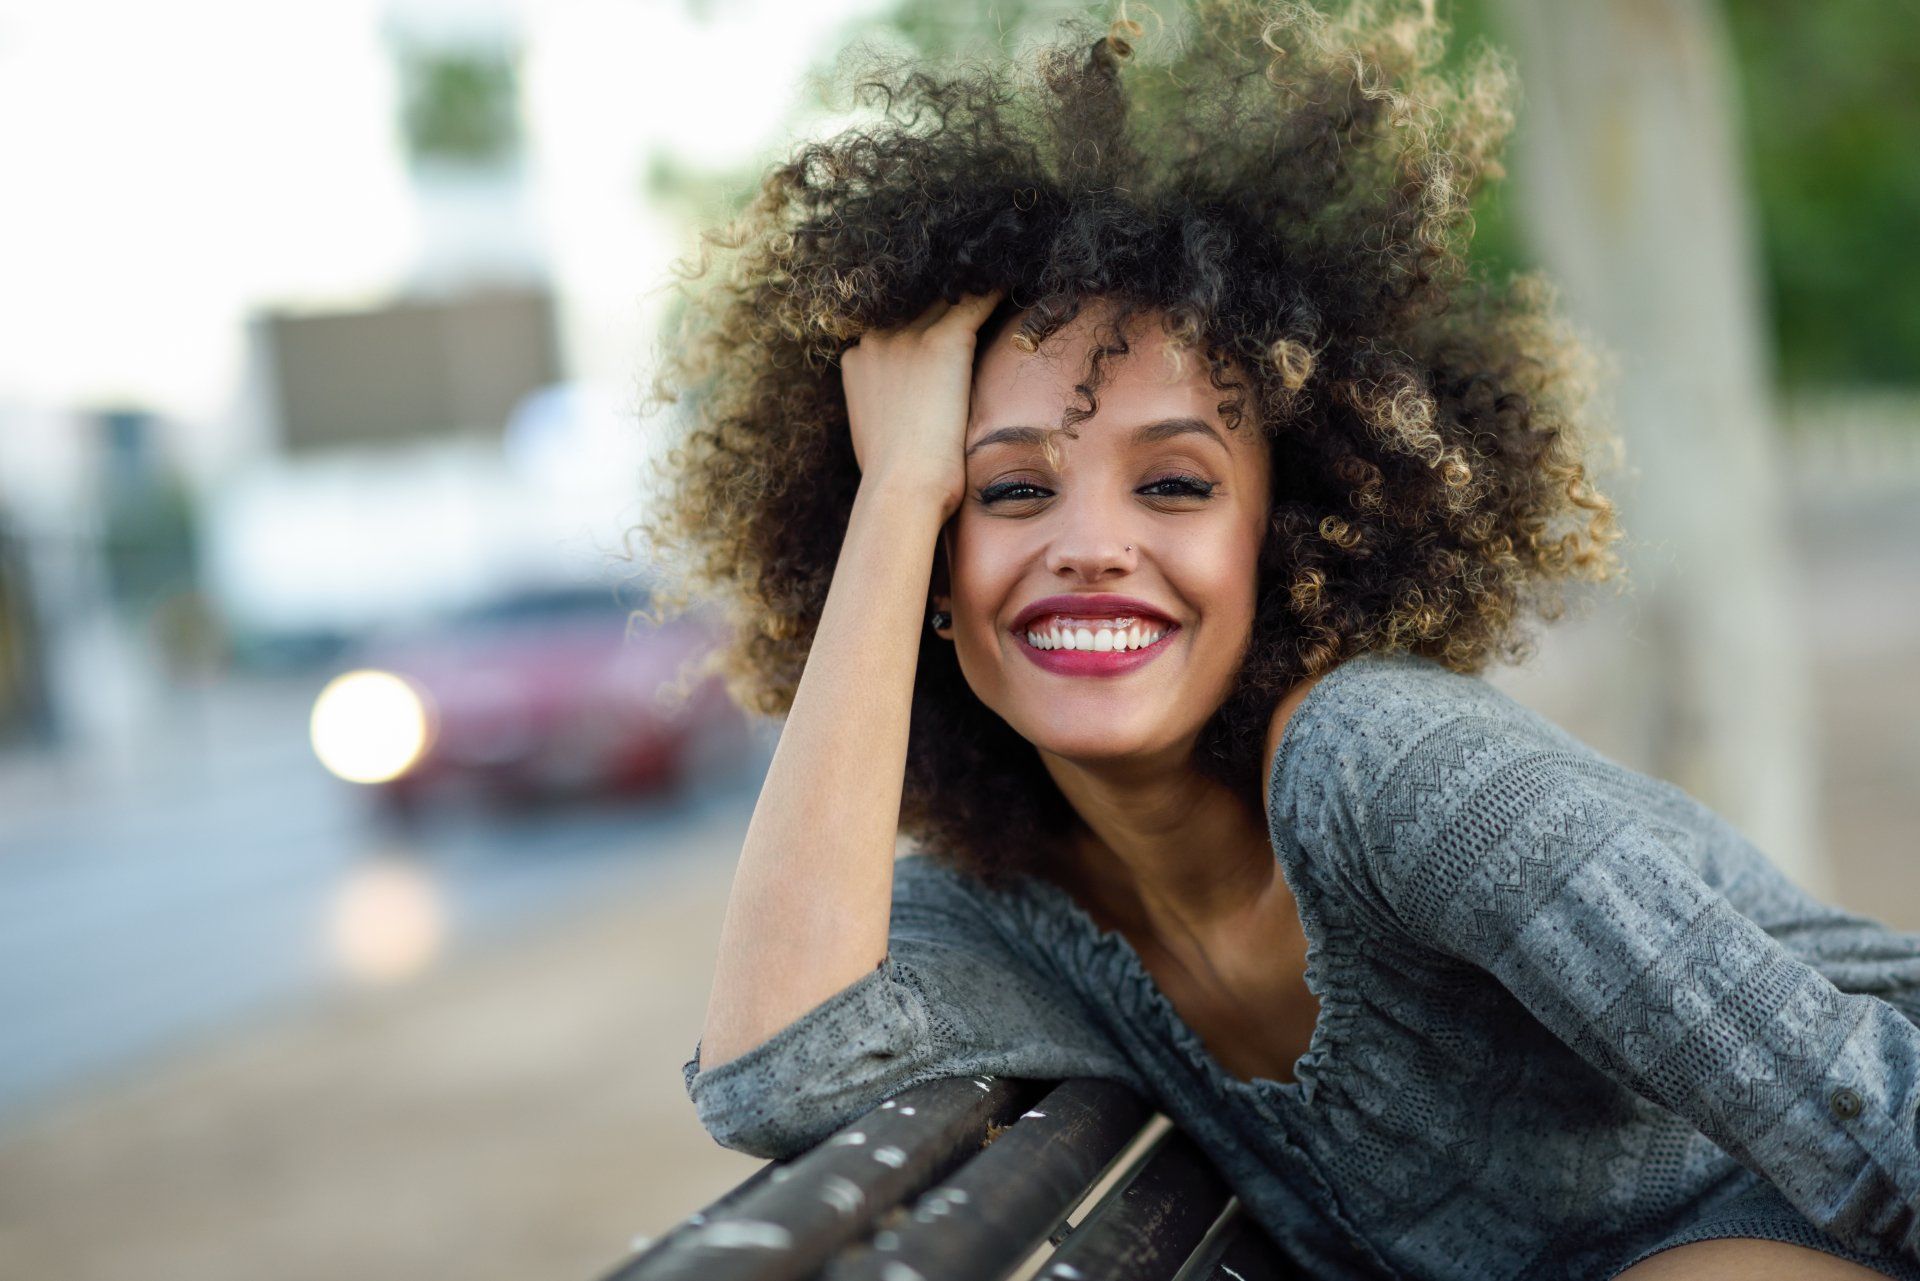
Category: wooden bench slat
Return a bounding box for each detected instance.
[617,1076,1299,1281]
[605,1157,784,1275]
[821,1077,1155,1281]
[1035,1126,1234,1280]
[611,1075,1041,1281]
[1176,1200,1298,1281]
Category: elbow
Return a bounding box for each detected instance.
[683,1039,922,1161]
[1813,1159,1920,1264]
[689,1090,827,1161]
[683,1049,827,1159]
[1767,997,1920,1262]
[679,961,934,1160]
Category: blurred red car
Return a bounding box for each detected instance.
[308,582,751,820]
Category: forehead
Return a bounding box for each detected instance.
[968,304,1256,455]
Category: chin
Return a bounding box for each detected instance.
[1008,702,1172,763]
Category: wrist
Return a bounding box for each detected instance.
[858,467,962,522]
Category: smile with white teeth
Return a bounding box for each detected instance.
[1020,615,1173,652]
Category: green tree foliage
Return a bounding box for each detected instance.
[396,44,523,168]
[1721,0,1920,387]
[1443,0,1920,389]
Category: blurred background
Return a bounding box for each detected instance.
[0,1,1914,1278]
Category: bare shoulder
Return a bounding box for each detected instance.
[1261,667,1334,789]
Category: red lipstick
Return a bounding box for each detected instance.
[1009,593,1180,679]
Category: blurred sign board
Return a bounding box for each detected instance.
[263,287,559,452]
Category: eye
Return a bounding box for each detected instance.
[1141,474,1217,500]
[979,480,1051,504]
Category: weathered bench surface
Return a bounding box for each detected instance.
[608,1076,1296,1281]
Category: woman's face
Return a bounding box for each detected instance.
[935,301,1272,765]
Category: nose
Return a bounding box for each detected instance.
[1043,495,1140,583]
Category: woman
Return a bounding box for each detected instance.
[642,2,1920,1277]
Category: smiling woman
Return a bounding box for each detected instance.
[639,3,1920,1279]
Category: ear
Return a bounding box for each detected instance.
[929,522,955,636]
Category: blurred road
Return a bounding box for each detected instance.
[0,665,771,1127]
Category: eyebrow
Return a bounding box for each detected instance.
[964,416,1228,459]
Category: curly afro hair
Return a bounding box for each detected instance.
[634,0,1628,890]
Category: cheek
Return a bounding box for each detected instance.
[945,518,1018,612]
[1187,531,1266,656]
[1195,569,1260,638]
[1193,516,1265,596]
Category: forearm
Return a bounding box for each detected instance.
[1338,699,1920,1260]
[696,472,950,1071]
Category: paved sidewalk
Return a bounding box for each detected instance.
[0,839,758,1281]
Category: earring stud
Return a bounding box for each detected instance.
[930,610,952,630]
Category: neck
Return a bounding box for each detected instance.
[1039,745,1276,946]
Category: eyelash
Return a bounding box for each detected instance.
[978,475,1218,505]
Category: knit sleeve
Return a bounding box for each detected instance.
[1708,830,1920,1033]
[681,852,1140,1160]
[1323,703,1920,1264]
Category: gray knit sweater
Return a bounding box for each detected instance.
[683,650,1920,1280]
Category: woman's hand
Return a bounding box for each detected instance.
[840,289,1006,522]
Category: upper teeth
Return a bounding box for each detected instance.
[1022,617,1169,652]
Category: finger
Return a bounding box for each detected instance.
[904,296,955,334]
[907,287,1005,335]
[937,287,1008,333]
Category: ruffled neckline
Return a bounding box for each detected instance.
[1012,868,1335,1105]
[987,654,1396,1111]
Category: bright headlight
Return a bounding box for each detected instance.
[310,669,434,784]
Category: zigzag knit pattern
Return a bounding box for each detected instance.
[684,650,1920,1280]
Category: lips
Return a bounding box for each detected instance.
[1015,624,1176,677]
[1009,593,1178,635]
